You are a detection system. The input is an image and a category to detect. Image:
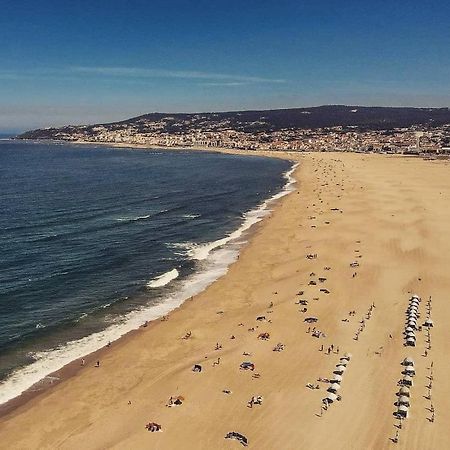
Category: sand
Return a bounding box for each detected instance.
[1,151,449,449]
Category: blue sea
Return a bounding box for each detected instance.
[0,140,294,403]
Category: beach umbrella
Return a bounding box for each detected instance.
[342,353,352,360]
[403,366,415,375]
[411,294,420,300]
[398,396,410,406]
[398,386,410,397]
[423,318,434,327]
[406,338,416,346]
[328,383,341,392]
[338,359,348,366]
[402,357,414,366]
[405,326,414,333]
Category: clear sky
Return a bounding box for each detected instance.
[1,0,449,131]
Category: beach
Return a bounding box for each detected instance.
[1,151,449,449]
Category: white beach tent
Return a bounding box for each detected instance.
[397,404,409,418]
[324,392,338,404]
[327,383,341,393]
[398,396,410,406]
[402,376,413,386]
[402,357,414,366]
[398,386,410,397]
[406,338,416,346]
[334,365,346,374]
[332,374,343,383]
[403,366,416,376]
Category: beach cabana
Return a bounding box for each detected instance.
[403,368,416,377]
[332,374,343,383]
[402,376,413,387]
[327,383,341,393]
[398,386,410,397]
[402,357,414,366]
[323,392,338,404]
[334,365,346,374]
[397,404,409,419]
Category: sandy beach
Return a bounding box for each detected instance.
[1,151,449,449]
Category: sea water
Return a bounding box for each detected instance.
[0,140,295,403]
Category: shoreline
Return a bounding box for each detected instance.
[1,149,449,449]
[0,146,298,417]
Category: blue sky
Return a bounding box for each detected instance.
[1,0,449,131]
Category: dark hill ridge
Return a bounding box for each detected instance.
[18,105,450,140]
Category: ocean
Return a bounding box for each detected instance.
[0,140,294,404]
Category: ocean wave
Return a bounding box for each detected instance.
[0,160,298,406]
[146,268,179,288]
[181,213,200,219]
[166,161,298,262]
[115,214,152,223]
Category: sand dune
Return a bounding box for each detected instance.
[0,151,449,449]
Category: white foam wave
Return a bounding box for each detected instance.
[116,214,151,222]
[0,160,298,406]
[147,268,179,288]
[181,213,200,219]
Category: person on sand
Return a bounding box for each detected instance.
[81,358,85,366]
[95,360,100,367]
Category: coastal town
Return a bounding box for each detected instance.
[19,107,450,156]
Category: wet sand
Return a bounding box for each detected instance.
[0,151,449,449]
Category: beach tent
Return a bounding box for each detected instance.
[403,366,415,375]
[334,365,346,374]
[332,374,343,383]
[402,376,413,386]
[327,383,341,393]
[323,392,338,404]
[402,357,414,366]
[398,386,410,397]
[397,404,409,418]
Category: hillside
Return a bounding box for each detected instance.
[17,105,450,141]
